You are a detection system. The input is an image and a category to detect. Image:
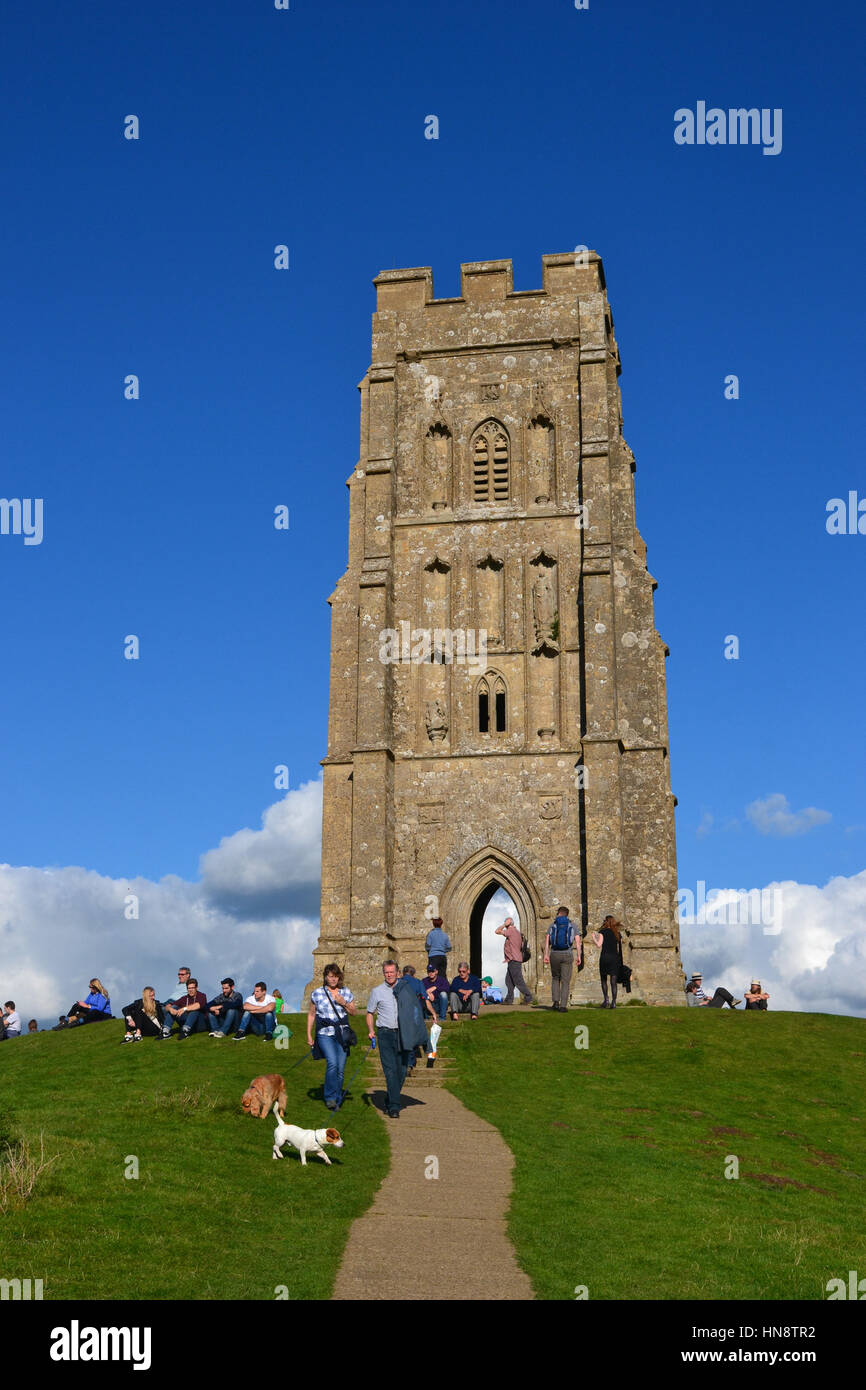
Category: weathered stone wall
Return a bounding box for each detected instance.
[305,253,685,1008]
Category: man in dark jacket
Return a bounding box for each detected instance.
[207,977,243,1037]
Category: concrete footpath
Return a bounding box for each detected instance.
[333,1084,534,1301]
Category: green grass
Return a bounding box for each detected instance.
[444,1007,866,1300]
[0,1018,386,1300]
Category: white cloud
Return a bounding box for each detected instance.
[0,778,323,1023]
[681,868,866,1015]
[745,793,831,838]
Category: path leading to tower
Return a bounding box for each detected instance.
[332,1080,534,1301]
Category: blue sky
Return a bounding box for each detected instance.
[1,0,864,1016]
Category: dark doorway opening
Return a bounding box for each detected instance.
[469,882,499,978]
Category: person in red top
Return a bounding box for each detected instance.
[163,978,208,1038]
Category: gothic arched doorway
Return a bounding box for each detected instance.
[468,882,520,981]
[437,846,542,992]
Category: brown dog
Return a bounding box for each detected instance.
[241,1074,287,1119]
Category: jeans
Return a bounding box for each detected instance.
[377,1028,409,1111]
[208,1007,240,1035]
[504,961,532,1003]
[180,1010,209,1034]
[238,1011,276,1037]
[450,991,480,1017]
[317,1030,348,1106]
[425,989,448,1021]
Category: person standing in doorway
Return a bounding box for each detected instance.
[591,916,624,1009]
[496,916,534,1006]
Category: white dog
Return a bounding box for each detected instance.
[272,1104,345,1164]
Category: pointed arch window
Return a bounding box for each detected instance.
[472,421,510,503]
[477,671,507,734]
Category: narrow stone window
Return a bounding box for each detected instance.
[494,682,506,732]
[477,672,507,734]
[471,421,509,502]
[478,681,490,732]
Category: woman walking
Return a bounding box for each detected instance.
[308,964,357,1111]
[592,916,624,1009]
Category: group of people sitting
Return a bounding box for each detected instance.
[121,969,287,1042]
[685,973,771,1009]
[1,969,288,1044]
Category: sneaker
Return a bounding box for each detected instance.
[387,1109,400,1119]
[160,1030,172,1039]
[210,1031,225,1039]
[133,1033,143,1041]
[178,1028,190,1039]
[232,1031,247,1041]
[729,998,742,1008]
[120,1034,134,1044]
[520,996,534,1006]
[426,1057,434,1068]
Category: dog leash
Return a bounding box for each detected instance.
[284,1046,315,1075]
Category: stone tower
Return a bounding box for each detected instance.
[307,253,685,1006]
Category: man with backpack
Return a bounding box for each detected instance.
[544,905,582,1012]
[495,917,534,1006]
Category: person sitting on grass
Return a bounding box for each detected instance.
[162,978,208,1038]
[121,987,165,1042]
[68,979,113,1025]
[685,980,741,1009]
[744,979,770,1010]
[207,977,243,1037]
[27,1019,38,1034]
[449,962,484,1020]
[52,1015,70,1030]
[2,1002,22,1037]
[159,967,193,1029]
[233,982,277,1041]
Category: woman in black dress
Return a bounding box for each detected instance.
[591,916,624,1009]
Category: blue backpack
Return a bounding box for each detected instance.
[550,917,574,951]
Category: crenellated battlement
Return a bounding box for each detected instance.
[373,251,606,312]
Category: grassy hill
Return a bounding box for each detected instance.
[443,1006,866,1300]
[0,1021,387,1300]
[1,1007,864,1301]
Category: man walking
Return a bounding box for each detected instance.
[544,905,581,1012]
[495,917,534,1006]
[425,917,451,974]
[366,961,410,1118]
